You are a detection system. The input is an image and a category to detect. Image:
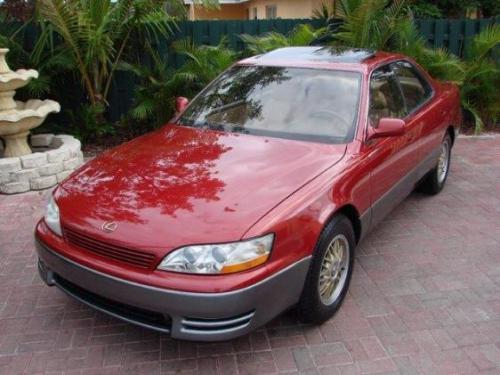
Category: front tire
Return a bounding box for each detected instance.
[299,215,355,324]
[418,133,452,195]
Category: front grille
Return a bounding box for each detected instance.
[54,274,171,333]
[181,311,255,334]
[63,226,156,269]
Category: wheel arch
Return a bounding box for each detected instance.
[326,204,362,244]
[447,125,456,146]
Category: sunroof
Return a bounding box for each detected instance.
[258,47,376,64]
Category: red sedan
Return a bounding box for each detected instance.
[35,47,461,341]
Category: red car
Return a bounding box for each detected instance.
[35,47,461,341]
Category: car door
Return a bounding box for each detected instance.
[364,64,420,228]
[390,60,437,180]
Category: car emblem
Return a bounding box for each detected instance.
[101,221,118,233]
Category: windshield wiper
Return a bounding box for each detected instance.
[206,100,246,117]
[180,118,250,135]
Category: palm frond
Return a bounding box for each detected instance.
[336,0,365,18]
[130,96,156,120]
[415,47,465,84]
[241,24,322,54]
[24,74,51,98]
[35,0,176,109]
[313,2,334,24]
[462,100,485,134]
[467,24,500,62]
[334,0,413,50]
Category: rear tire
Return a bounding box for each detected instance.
[298,214,355,324]
[418,133,452,195]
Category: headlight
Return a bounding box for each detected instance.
[44,196,62,236]
[157,234,274,274]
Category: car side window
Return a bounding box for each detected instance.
[369,66,405,127]
[391,61,432,113]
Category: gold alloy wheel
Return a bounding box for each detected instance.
[318,234,350,306]
[437,140,450,184]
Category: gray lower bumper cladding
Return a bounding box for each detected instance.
[35,239,310,341]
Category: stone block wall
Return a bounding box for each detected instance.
[0,134,83,194]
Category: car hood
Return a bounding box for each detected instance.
[57,125,346,251]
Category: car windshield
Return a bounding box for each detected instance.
[178,66,361,144]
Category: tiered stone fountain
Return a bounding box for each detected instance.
[0,48,83,194]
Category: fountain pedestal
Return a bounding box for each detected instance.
[2,131,31,156]
[0,48,60,157]
[0,48,83,194]
[0,90,16,111]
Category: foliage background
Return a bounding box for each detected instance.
[0,0,498,144]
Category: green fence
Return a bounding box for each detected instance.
[108,17,497,121]
[414,18,498,57]
[169,18,499,57]
[109,18,325,120]
[159,18,324,68]
[7,17,495,121]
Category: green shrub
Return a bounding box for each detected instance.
[241,24,325,54]
[125,39,237,127]
[461,25,500,133]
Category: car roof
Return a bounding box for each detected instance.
[238,47,402,72]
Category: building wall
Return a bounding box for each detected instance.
[245,0,326,19]
[191,4,248,20]
[188,0,329,20]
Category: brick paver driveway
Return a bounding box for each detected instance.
[1,136,499,375]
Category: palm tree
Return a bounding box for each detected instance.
[328,0,499,132]
[240,0,498,132]
[33,0,176,110]
[394,18,465,84]
[333,0,410,50]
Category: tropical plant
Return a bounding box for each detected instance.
[0,0,35,22]
[408,0,498,18]
[460,25,500,133]
[0,19,28,67]
[0,14,79,105]
[65,103,116,141]
[334,0,411,50]
[241,0,498,132]
[312,2,336,25]
[33,0,176,112]
[126,39,236,126]
[122,46,177,127]
[479,0,500,17]
[172,38,236,93]
[241,24,325,54]
[319,0,455,81]
[394,18,465,83]
[325,0,499,132]
[408,0,484,18]
[408,1,443,18]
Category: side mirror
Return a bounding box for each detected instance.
[367,118,406,141]
[175,97,189,114]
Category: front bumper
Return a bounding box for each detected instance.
[36,239,310,341]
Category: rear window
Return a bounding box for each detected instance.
[179,66,362,144]
[391,61,433,113]
[369,66,406,126]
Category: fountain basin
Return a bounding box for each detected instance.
[0,99,61,157]
[0,69,38,91]
[0,47,79,193]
